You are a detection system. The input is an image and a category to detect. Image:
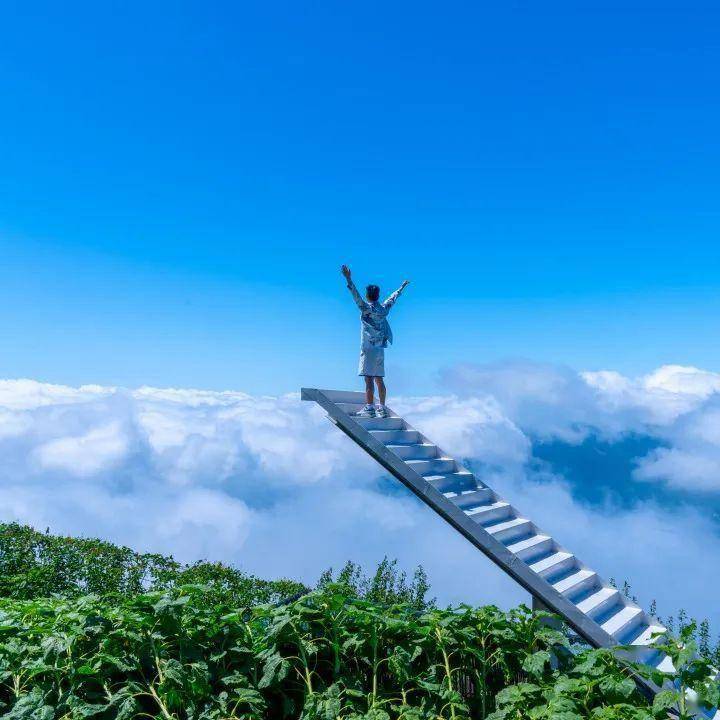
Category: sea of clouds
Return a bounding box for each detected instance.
[0,363,718,627]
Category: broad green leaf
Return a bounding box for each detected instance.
[523,650,551,678]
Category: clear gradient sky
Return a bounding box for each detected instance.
[1,2,719,394]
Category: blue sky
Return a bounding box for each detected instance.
[2,2,720,393]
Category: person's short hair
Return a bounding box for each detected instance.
[366,284,380,302]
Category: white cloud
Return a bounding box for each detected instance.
[0,379,114,410]
[0,369,718,629]
[35,421,130,477]
[634,447,720,492]
[445,361,720,493]
[394,394,529,466]
[629,395,720,493]
[583,365,720,425]
[643,364,720,398]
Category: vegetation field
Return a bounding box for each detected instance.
[0,523,717,719]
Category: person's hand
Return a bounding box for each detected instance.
[401,279,410,288]
[341,265,351,279]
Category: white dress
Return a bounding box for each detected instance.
[346,279,406,377]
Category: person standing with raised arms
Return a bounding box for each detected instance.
[341,264,410,418]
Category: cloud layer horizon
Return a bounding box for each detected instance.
[0,362,718,630]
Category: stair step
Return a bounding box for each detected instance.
[336,401,365,412]
[445,487,494,509]
[425,472,476,493]
[626,623,666,648]
[553,569,599,597]
[576,587,621,618]
[388,443,438,460]
[370,429,420,444]
[354,416,404,430]
[529,551,577,579]
[506,534,554,561]
[654,655,676,673]
[601,605,645,639]
[618,644,663,668]
[407,458,456,475]
[337,402,399,416]
[466,501,513,525]
[486,517,533,542]
[616,612,653,645]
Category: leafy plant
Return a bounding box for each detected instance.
[0,522,306,606]
[1,524,718,718]
[637,623,720,720]
[0,524,434,611]
[316,558,434,610]
[0,585,693,720]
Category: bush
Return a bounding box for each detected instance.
[0,522,307,606]
[0,523,435,611]
[0,585,667,719]
[1,523,716,718]
[316,558,434,611]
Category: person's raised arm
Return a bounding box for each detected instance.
[383,279,410,309]
[341,264,366,309]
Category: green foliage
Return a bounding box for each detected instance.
[0,522,173,599]
[0,522,304,606]
[315,558,434,610]
[0,585,674,720]
[636,623,720,720]
[2,524,718,718]
[0,524,434,611]
[617,578,720,667]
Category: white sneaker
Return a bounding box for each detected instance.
[354,404,376,418]
[375,405,389,418]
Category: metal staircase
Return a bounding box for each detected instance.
[302,387,686,701]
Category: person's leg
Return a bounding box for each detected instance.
[364,376,375,405]
[375,377,386,406]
